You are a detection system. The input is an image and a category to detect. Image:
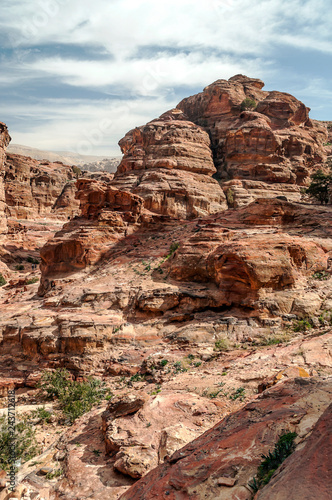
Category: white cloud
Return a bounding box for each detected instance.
[0,0,331,153]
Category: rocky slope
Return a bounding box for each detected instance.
[121,377,332,500]
[0,78,331,500]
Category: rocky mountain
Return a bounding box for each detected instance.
[7,143,121,171]
[4,154,80,220]
[0,77,331,500]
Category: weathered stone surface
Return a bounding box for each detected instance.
[112,113,227,218]
[4,154,79,219]
[177,75,327,206]
[119,378,332,500]
[38,179,145,293]
[0,122,11,234]
[102,391,220,479]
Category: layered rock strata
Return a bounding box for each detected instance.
[176,75,328,206]
[38,178,145,293]
[4,153,80,219]
[112,114,227,218]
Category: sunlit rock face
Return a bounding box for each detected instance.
[112,113,227,219]
[177,75,328,206]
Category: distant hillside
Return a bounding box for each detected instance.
[7,144,121,172]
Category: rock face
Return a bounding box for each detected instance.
[38,178,145,293]
[176,75,327,206]
[0,122,11,233]
[112,112,227,218]
[120,377,332,500]
[4,154,80,219]
[102,391,220,479]
[163,198,331,316]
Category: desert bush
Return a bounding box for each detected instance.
[306,169,332,204]
[26,277,39,285]
[0,415,40,471]
[40,369,111,424]
[0,273,6,287]
[214,338,229,351]
[240,97,256,111]
[292,319,312,332]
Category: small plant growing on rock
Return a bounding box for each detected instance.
[26,277,39,285]
[46,468,63,480]
[214,338,229,352]
[312,270,330,281]
[40,369,110,424]
[229,387,246,401]
[15,264,25,271]
[0,273,6,287]
[166,242,180,259]
[248,432,297,493]
[292,319,312,332]
[72,165,82,178]
[240,97,256,111]
[32,407,52,424]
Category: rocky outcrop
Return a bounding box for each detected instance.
[38,178,145,293]
[176,75,327,206]
[0,122,11,233]
[4,154,80,219]
[102,391,220,479]
[112,112,227,218]
[120,377,332,500]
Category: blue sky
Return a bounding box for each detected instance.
[0,0,331,156]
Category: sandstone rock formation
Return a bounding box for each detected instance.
[38,178,145,293]
[0,122,11,234]
[102,391,220,479]
[176,75,328,206]
[4,154,80,219]
[120,377,332,500]
[112,113,227,218]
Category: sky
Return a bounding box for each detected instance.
[0,0,331,157]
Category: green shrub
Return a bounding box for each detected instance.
[26,277,39,285]
[248,432,297,493]
[40,369,110,424]
[241,98,256,111]
[226,188,235,207]
[306,169,332,205]
[214,338,229,352]
[0,415,40,471]
[0,273,6,287]
[293,319,312,332]
[167,242,179,258]
[15,264,25,271]
[32,407,52,423]
[46,468,63,480]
